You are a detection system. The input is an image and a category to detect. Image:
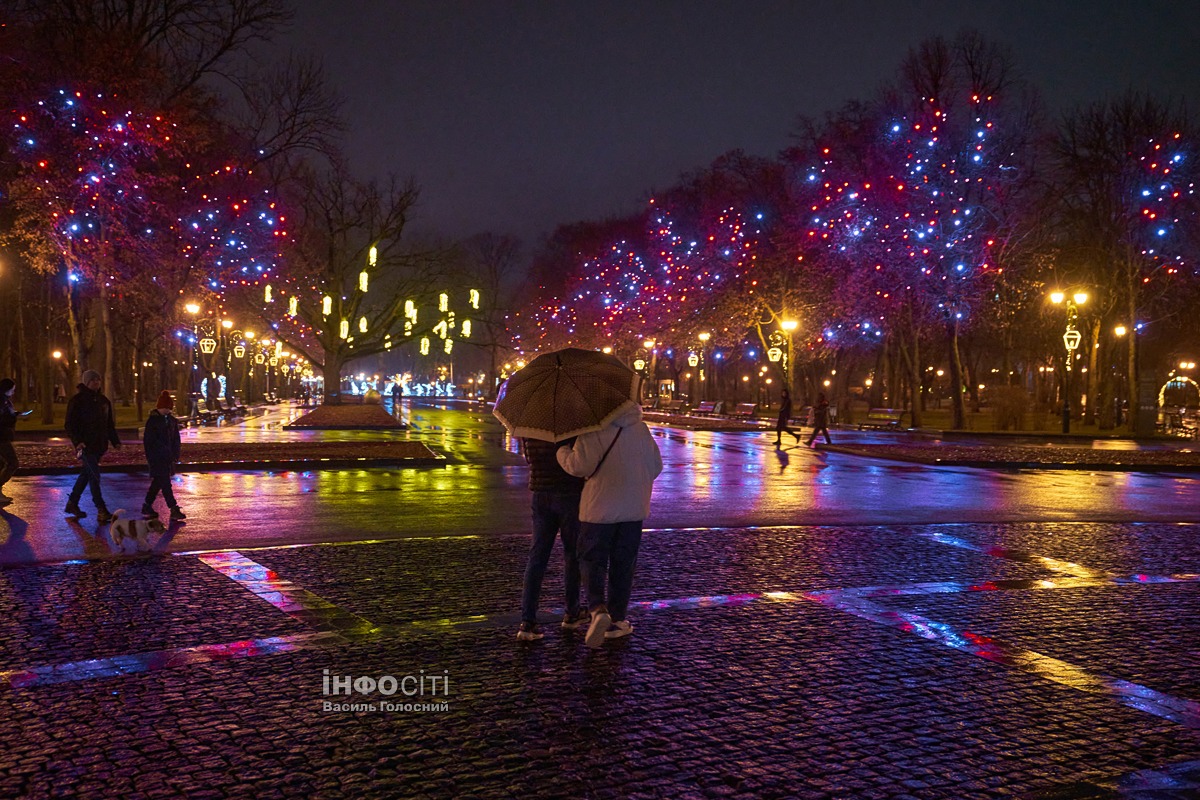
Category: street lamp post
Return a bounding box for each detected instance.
[1050,291,1087,434]
[780,319,798,393]
[698,332,711,401]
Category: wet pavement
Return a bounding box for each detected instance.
[0,401,1198,798]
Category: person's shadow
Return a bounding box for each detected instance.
[0,510,35,564]
[774,447,790,473]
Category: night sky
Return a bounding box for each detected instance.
[276,1,1200,248]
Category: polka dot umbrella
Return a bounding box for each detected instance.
[492,348,642,442]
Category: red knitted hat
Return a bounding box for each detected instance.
[156,390,174,410]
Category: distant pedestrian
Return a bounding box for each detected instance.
[774,388,801,447]
[64,370,121,523]
[0,377,28,507]
[516,436,587,641]
[142,390,186,521]
[806,392,832,446]
[557,405,663,647]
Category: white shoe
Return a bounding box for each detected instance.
[585,609,611,648]
[604,620,633,639]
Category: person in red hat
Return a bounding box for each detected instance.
[142,390,185,520]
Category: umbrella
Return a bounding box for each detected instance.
[492,348,642,442]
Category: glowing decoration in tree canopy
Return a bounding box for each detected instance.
[461,320,472,338]
[288,296,298,317]
[322,296,332,316]
[404,300,417,320]
[359,316,368,333]
[469,289,480,309]
[444,338,453,354]
[359,270,369,293]
[233,345,246,359]
[420,337,430,356]
[199,338,217,354]
[339,319,349,339]
[439,293,449,313]
[369,245,377,266]
[264,284,273,303]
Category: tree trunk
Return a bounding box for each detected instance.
[322,352,343,404]
[948,319,966,430]
[66,280,87,379]
[1083,319,1100,426]
[100,283,115,402]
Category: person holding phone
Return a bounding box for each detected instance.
[0,377,29,508]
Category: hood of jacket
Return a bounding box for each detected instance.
[610,402,643,429]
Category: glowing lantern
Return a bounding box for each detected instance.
[233,345,246,359]
[254,354,265,364]
[461,320,472,338]
[264,284,273,303]
[688,353,699,367]
[633,358,646,371]
[288,296,298,317]
[405,300,416,320]
[369,245,377,266]
[469,289,480,309]
[444,338,453,354]
[322,296,332,316]
[359,271,369,293]
[439,293,448,313]
[420,337,430,356]
[359,316,368,333]
[199,338,217,355]
[339,320,349,339]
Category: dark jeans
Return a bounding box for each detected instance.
[68,451,106,509]
[521,492,582,623]
[0,441,16,489]
[144,475,178,509]
[579,520,643,622]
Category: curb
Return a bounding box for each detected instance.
[817,444,1200,473]
[14,457,447,477]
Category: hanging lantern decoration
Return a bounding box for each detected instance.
[269,357,278,367]
[275,341,283,358]
[633,358,646,371]
[359,270,369,293]
[199,338,218,355]
[322,296,332,316]
[404,321,413,336]
[469,289,480,309]
[233,345,246,359]
[264,284,273,303]
[339,319,350,339]
[444,338,453,354]
[288,296,298,317]
[419,337,430,356]
[767,347,783,363]
[688,353,699,367]
[461,320,472,338]
[359,316,368,333]
[433,320,449,339]
[369,245,377,267]
[439,293,448,313]
[405,299,416,321]
[254,353,265,365]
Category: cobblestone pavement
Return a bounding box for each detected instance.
[1,522,1198,798]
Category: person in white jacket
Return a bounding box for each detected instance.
[557,404,663,647]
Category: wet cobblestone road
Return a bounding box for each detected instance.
[0,521,1198,799]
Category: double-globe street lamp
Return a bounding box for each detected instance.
[1050,290,1087,433]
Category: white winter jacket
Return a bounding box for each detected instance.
[557,405,663,524]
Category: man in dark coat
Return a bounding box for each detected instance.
[142,390,185,520]
[806,392,833,446]
[64,370,121,522]
[516,436,587,641]
[774,387,802,447]
[0,377,22,507]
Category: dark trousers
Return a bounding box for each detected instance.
[579,520,643,622]
[68,451,106,509]
[144,474,178,509]
[521,492,582,623]
[0,441,16,489]
[806,423,831,444]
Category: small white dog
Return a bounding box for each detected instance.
[108,510,166,554]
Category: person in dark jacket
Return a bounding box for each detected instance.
[774,388,802,447]
[64,370,121,522]
[142,390,185,521]
[516,436,587,641]
[0,377,23,507]
[806,392,833,446]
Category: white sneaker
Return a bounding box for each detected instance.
[604,620,633,639]
[585,609,611,648]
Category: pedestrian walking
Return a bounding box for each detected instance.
[64,370,121,523]
[806,392,832,446]
[516,436,587,641]
[142,390,186,521]
[0,377,31,508]
[774,388,802,447]
[557,405,663,648]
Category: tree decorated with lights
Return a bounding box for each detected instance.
[1052,92,1200,432]
[246,166,459,402]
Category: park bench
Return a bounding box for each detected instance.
[660,399,687,414]
[858,407,903,430]
[729,402,758,420]
[692,400,720,416]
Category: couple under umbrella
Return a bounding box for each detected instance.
[493,348,663,647]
